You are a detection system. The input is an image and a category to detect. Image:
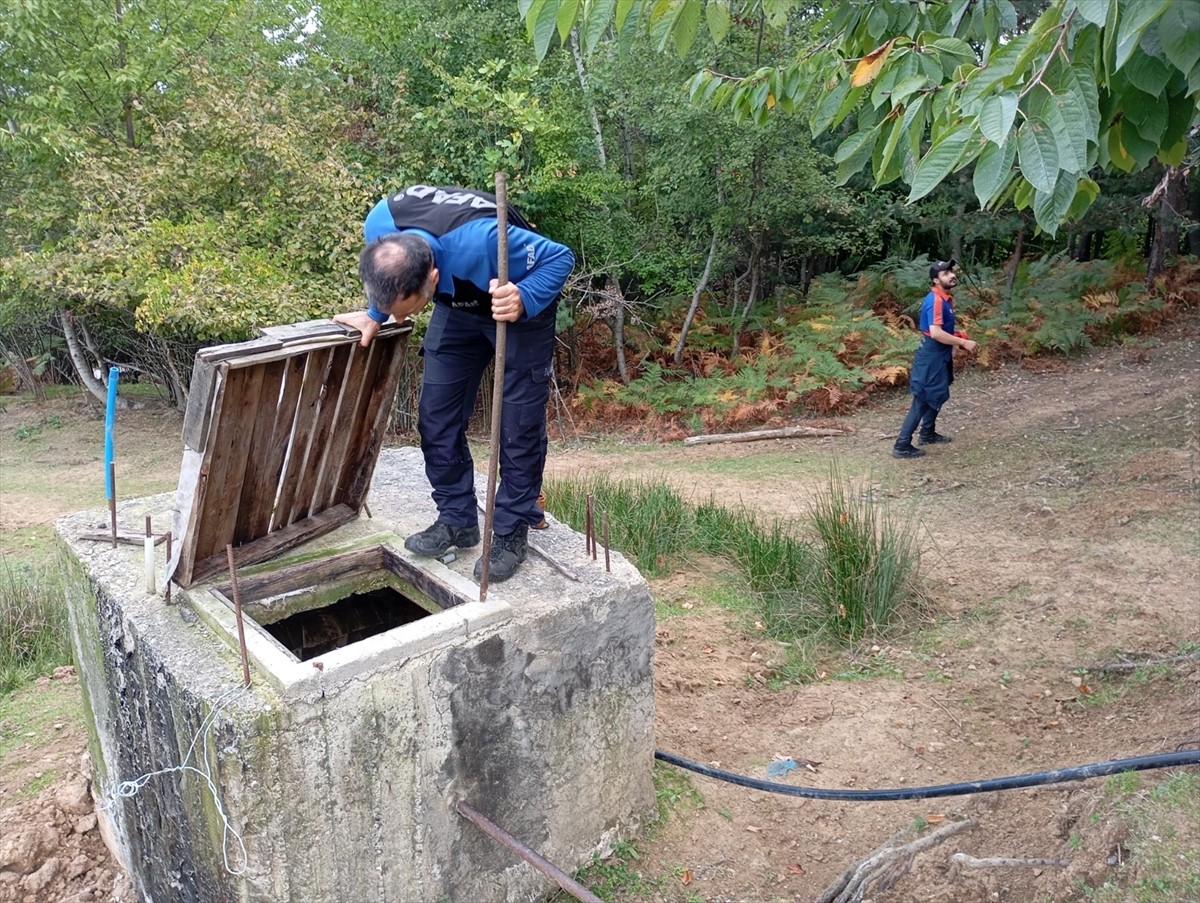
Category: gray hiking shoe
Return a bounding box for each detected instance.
[472,524,529,584]
[405,521,480,557]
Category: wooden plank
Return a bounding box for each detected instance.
[210,546,386,601]
[260,320,358,344]
[191,365,267,566]
[174,366,231,587]
[286,343,353,524]
[231,359,288,543]
[332,335,389,507]
[311,343,371,510]
[344,332,409,507]
[381,548,464,610]
[271,347,333,531]
[186,504,357,586]
[240,354,307,539]
[198,336,283,363]
[181,357,219,451]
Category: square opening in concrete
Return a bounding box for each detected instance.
[209,545,461,662]
[264,586,431,661]
[198,542,496,692]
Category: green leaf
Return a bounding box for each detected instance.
[1114,1,1168,71]
[556,0,580,44]
[1042,93,1089,173]
[1159,2,1200,74]
[890,73,927,107]
[978,92,1017,145]
[530,0,560,61]
[1032,171,1079,236]
[671,0,701,55]
[1158,138,1187,167]
[1016,119,1059,194]
[1124,48,1173,96]
[1061,65,1101,135]
[1124,89,1168,146]
[973,135,1016,208]
[615,0,637,34]
[1068,175,1101,219]
[907,125,970,202]
[835,127,877,184]
[583,0,617,54]
[1071,0,1108,27]
[812,78,850,136]
[872,112,907,185]
[1106,120,1136,172]
[705,0,731,45]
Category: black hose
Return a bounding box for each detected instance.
[654,748,1200,801]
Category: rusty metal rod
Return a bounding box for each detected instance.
[455,800,603,903]
[585,494,594,558]
[225,545,252,688]
[603,513,610,573]
[479,171,509,602]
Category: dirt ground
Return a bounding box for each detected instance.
[1,320,1198,903]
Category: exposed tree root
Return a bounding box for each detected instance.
[813,818,976,903]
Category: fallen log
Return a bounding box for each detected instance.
[682,426,845,447]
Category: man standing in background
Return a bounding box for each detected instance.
[893,258,978,459]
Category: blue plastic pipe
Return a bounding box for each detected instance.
[105,366,119,499]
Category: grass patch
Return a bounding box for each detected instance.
[1085,772,1200,903]
[555,764,701,902]
[545,471,922,645]
[0,556,73,696]
[0,676,83,768]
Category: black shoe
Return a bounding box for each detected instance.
[892,443,926,459]
[473,524,529,584]
[404,521,480,557]
[919,432,953,445]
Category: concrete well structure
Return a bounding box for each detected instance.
[56,322,656,903]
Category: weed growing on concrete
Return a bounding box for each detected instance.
[0,557,72,695]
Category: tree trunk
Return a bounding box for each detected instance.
[730,232,763,359]
[1188,170,1200,256]
[0,337,45,398]
[1147,166,1185,288]
[1005,217,1025,311]
[673,229,719,366]
[61,310,122,406]
[570,29,606,168]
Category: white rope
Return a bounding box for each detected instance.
[101,685,250,876]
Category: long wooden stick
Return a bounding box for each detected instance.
[683,425,845,446]
[479,173,508,601]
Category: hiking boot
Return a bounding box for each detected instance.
[404,521,480,557]
[473,524,529,584]
[892,443,926,459]
[919,432,953,445]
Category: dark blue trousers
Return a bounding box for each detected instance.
[896,337,952,445]
[417,302,555,535]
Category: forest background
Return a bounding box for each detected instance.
[1,0,1198,430]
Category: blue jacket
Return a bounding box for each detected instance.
[363,186,574,321]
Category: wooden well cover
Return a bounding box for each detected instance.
[168,319,412,588]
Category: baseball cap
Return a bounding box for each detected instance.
[929,258,957,281]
